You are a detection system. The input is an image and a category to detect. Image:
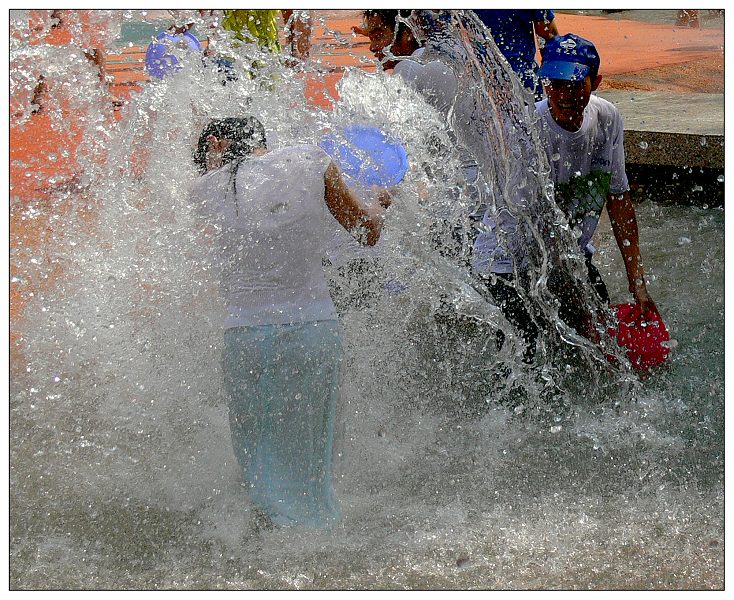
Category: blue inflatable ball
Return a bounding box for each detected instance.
[145,31,203,80]
[320,124,408,187]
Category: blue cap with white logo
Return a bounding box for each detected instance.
[538,33,600,81]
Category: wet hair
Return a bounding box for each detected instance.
[193,116,267,174]
[363,9,415,39]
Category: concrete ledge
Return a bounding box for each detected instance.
[596,91,724,169]
[623,129,724,170]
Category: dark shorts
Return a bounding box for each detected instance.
[478,255,609,361]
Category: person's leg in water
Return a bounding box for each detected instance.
[478,272,540,363]
[481,254,609,363]
[584,255,610,304]
[549,254,610,343]
[223,321,342,528]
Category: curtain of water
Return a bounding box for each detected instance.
[9,9,722,590]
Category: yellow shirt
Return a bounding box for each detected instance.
[221,9,280,53]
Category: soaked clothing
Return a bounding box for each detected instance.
[193,145,337,328]
[191,144,342,527]
[394,47,457,115]
[474,94,628,274]
[474,9,554,100]
[394,47,480,204]
[406,23,542,274]
[405,11,612,359]
[221,9,280,53]
[478,256,610,362]
[223,322,341,527]
[475,95,625,354]
[471,213,520,275]
[535,94,629,256]
[393,45,483,264]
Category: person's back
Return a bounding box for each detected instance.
[193,144,337,328]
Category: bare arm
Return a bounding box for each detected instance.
[282,9,312,60]
[607,191,657,314]
[323,161,388,246]
[534,17,559,41]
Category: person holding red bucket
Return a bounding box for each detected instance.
[537,33,668,370]
[474,32,669,370]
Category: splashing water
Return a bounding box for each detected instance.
[10,10,723,590]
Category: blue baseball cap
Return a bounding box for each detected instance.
[539,33,600,81]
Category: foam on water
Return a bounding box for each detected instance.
[10,10,723,590]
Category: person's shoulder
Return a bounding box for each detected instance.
[281,143,328,157]
[532,99,554,138]
[262,143,312,156]
[394,56,426,78]
[534,98,551,121]
[189,164,230,202]
[397,52,455,86]
[394,46,428,68]
[272,144,331,167]
[193,164,229,187]
[588,94,624,127]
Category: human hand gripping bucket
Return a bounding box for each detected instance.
[609,303,671,371]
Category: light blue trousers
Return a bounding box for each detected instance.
[223,320,342,528]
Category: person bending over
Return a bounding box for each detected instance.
[473,33,657,360]
[191,117,389,527]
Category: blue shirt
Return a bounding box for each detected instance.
[474,9,555,98]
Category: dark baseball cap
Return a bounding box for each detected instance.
[539,33,600,81]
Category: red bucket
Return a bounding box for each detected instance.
[609,303,671,371]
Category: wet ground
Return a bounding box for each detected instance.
[558,10,724,94]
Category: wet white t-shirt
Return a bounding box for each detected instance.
[535,94,629,254]
[473,94,629,274]
[191,144,339,328]
[394,47,458,115]
[394,47,480,187]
